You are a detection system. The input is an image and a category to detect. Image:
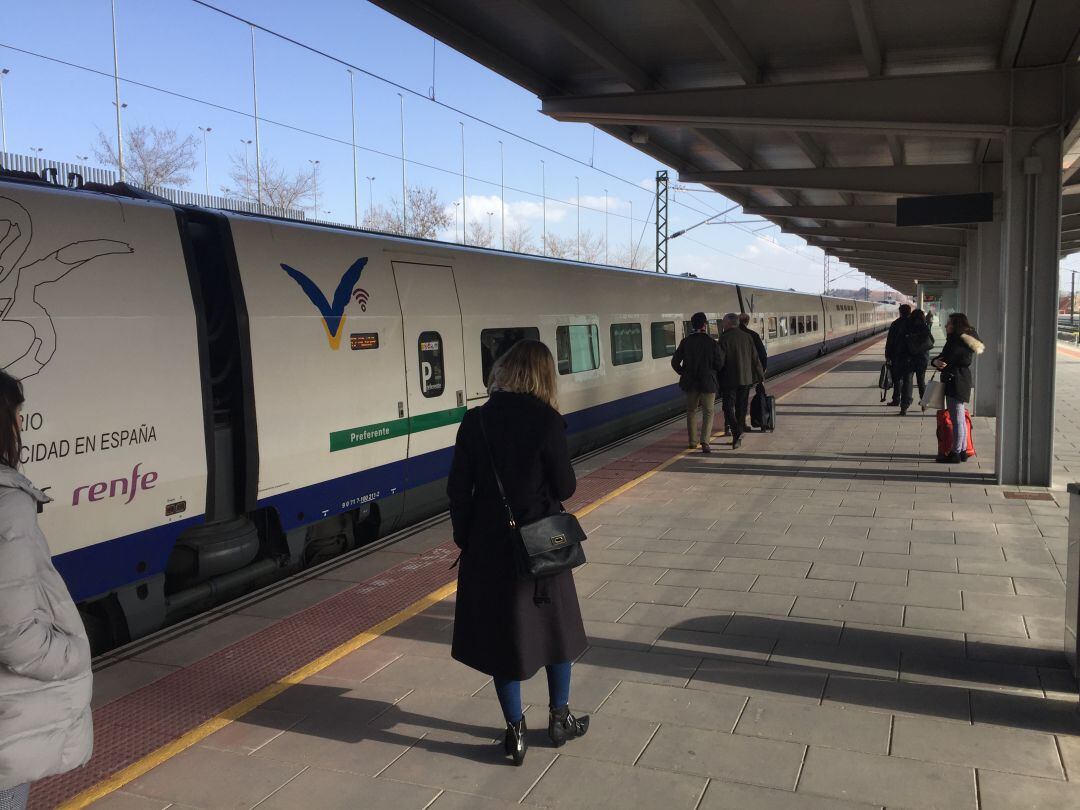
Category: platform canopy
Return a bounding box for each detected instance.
[371,0,1080,295]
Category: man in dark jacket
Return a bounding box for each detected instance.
[671,312,724,453]
[738,313,768,372]
[718,313,765,449]
[883,304,912,406]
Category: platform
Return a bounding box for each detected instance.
[38,339,1080,810]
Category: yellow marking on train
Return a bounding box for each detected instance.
[66,335,882,807]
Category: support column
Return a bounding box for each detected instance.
[996,127,1063,486]
[959,239,977,411]
[974,211,1002,418]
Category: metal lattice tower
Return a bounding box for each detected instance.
[823,253,831,294]
[655,169,668,274]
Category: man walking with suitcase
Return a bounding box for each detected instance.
[884,304,912,407]
[671,312,725,453]
[718,313,764,450]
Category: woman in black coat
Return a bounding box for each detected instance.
[899,309,934,415]
[931,312,984,463]
[447,339,589,765]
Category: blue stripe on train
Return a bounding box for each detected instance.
[52,337,869,603]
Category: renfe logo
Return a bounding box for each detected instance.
[73,462,158,506]
[281,257,368,350]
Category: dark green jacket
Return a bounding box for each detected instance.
[718,328,765,389]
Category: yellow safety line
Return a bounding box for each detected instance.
[64,338,874,808]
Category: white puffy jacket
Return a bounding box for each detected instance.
[0,466,92,789]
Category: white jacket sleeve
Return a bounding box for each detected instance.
[0,529,91,681]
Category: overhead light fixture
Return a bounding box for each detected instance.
[631,129,649,144]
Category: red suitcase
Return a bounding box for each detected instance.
[936,409,975,459]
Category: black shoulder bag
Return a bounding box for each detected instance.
[478,413,587,579]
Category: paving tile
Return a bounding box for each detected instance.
[632,551,723,570]
[582,548,643,565]
[965,634,1067,669]
[771,639,899,680]
[617,602,732,634]
[900,654,1043,696]
[824,674,971,721]
[526,754,707,808]
[198,707,304,755]
[1056,733,1080,780]
[312,646,406,682]
[797,746,976,809]
[970,691,1080,735]
[909,541,1004,560]
[962,591,1064,619]
[637,723,805,789]
[91,660,179,709]
[904,605,1028,637]
[718,557,812,578]
[573,561,667,584]
[653,627,774,663]
[257,768,438,809]
[977,770,1080,810]
[126,746,306,809]
[597,679,746,731]
[907,570,1015,594]
[890,715,1063,778]
[735,696,890,753]
[575,644,701,688]
[655,568,757,591]
[724,614,843,645]
[751,574,854,599]
[606,535,695,553]
[738,530,822,549]
[698,780,881,809]
[791,595,903,626]
[361,653,493,695]
[688,588,796,616]
[769,546,863,565]
[850,581,962,609]
[821,535,910,554]
[583,619,663,651]
[1013,577,1065,596]
[579,596,634,623]
[237,578,357,619]
[860,551,958,573]
[690,659,828,704]
[86,793,173,810]
[958,559,1060,580]
[544,710,659,765]
[591,580,696,606]
[687,540,776,559]
[317,549,419,582]
[428,791,530,810]
[808,562,907,585]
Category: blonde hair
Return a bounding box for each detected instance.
[487,339,559,411]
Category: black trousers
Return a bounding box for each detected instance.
[901,359,928,408]
[721,386,751,438]
[889,357,904,403]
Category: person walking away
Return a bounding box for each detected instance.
[931,313,984,463]
[447,341,588,766]
[0,371,93,809]
[671,312,724,453]
[899,309,934,415]
[738,313,768,431]
[718,313,764,450]
[884,303,912,406]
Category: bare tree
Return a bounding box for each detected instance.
[543,232,576,259]
[362,186,452,239]
[94,125,198,188]
[578,229,606,264]
[465,219,494,248]
[614,241,656,271]
[223,153,313,211]
[505,222,536,254]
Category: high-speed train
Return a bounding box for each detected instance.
[0,172,891,651]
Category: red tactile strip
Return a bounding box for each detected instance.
[32,335,880,809]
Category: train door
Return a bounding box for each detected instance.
[393,261,467,520]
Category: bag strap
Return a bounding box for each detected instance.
[477,408,518,530]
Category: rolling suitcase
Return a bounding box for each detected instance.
[750,383,776,432]
[935,409,976,460]
[878,363,893,402]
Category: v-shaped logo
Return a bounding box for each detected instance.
[281,257,368,350]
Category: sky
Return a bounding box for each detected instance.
[0,0,1033,295]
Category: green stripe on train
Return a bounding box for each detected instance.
[329,406,467,452]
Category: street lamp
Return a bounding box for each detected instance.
[575,176,580,260]
[0,68,10,156]
[347,68,358,228]
[197,126,212,195]
[75,154,89,162]
[603,188,608,264]
[459,121,466,233]
[364,176,375,220]
[498,140,505,249]
[308,159,320,217]
[541,159,546,256]
[453,201,461,242]
[487,211,494,233]
[29,146,43,155]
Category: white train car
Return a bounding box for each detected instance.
[0,173,890,649]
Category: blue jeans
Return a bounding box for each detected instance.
[947,396,968,454]
[493,661,572,723]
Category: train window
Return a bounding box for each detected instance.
[789,316,797,335]
[812,315,819,332]
[481,326,540,385]
[797,316,805,334]
[611,323,643,365]
[767,317,778,340]
[683,320,692,337]
[556,324,600,375]
[709,320,721,338]
[779,316,788,337]
[418,331,445,398]
[651,321,677,358]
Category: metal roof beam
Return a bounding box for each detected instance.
[886,134,904,165]
[745,204,896,224]
[848,0,883,77]
[813,239,962,258]
[682,0,761,85]
[680,164,994,196]
[825,249,957,268]
[843,258,956,273]
[543,65,1078,137]
[1000,0,1036,68]
[782,224,967,246]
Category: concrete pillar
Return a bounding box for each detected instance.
[996,127,1063,486]
[974,218,1002,417]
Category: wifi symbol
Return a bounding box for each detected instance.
[352,288,369,312]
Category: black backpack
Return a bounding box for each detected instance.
[905,329,933,355]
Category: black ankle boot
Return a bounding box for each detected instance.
[548,706,589,747]
[504,716,527,765]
